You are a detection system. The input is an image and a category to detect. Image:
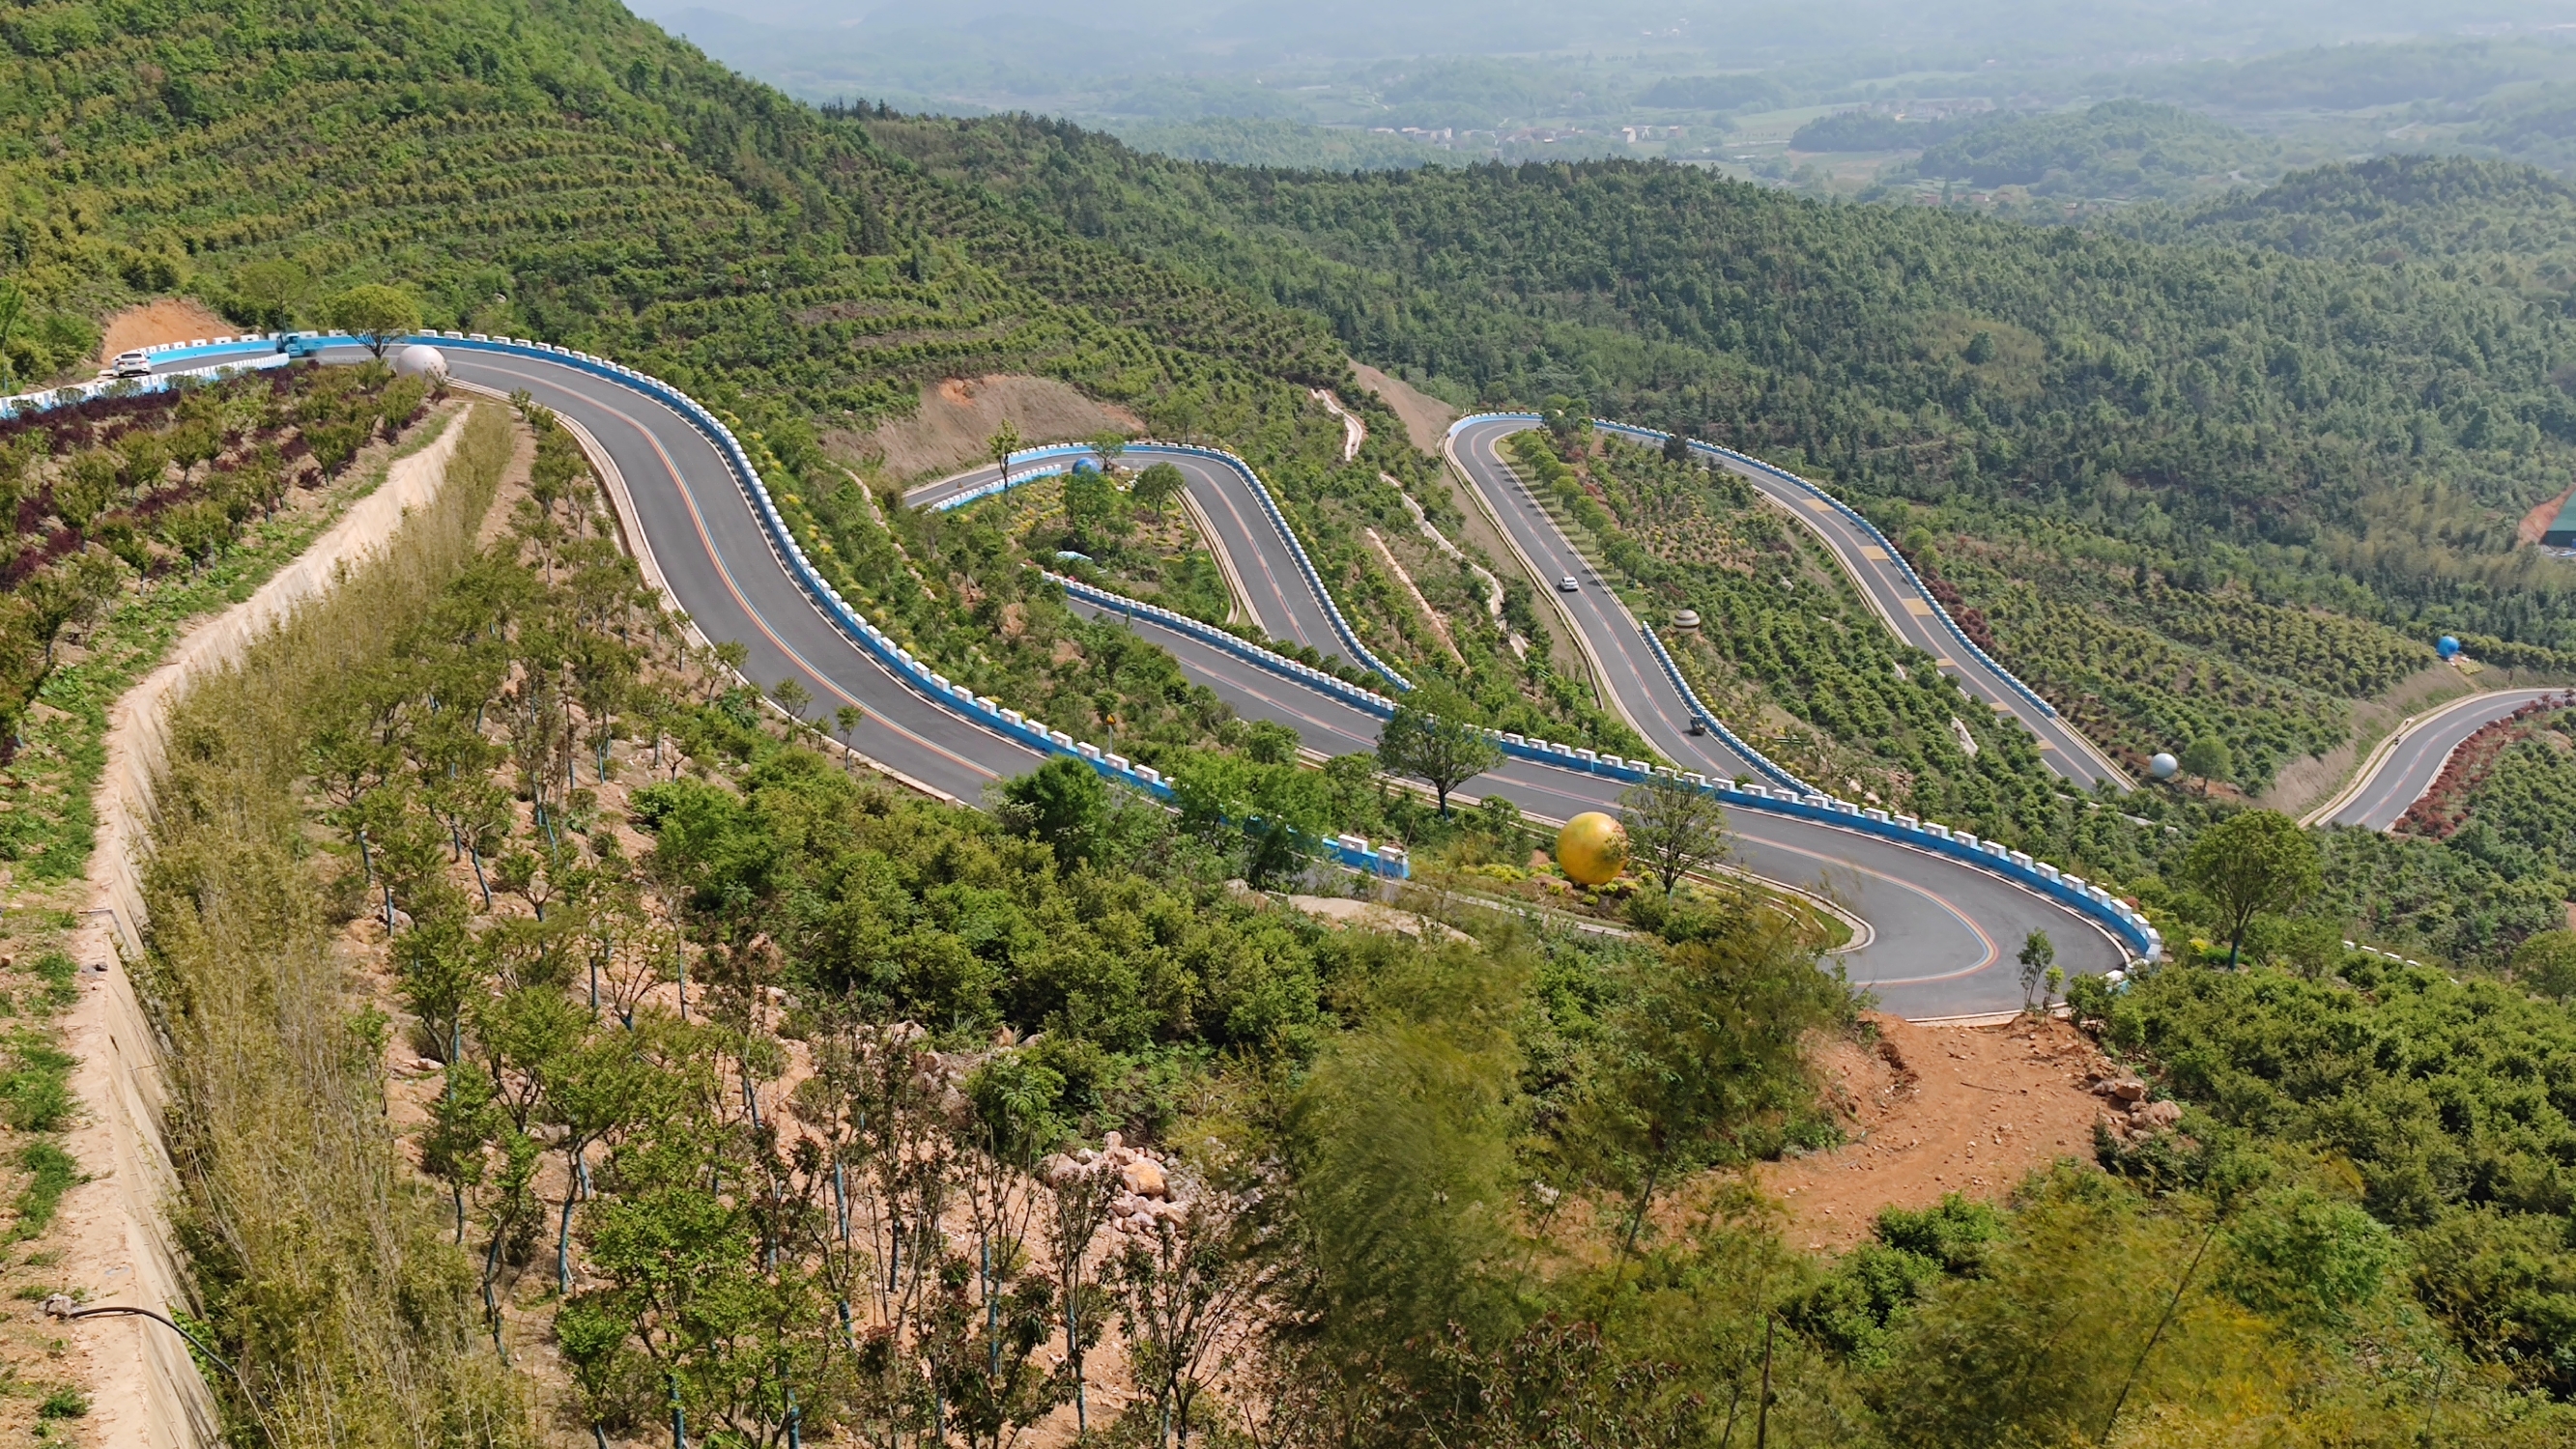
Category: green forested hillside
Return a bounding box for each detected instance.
[1911,99,2272,196]
[2121,156,2576,286]
[0,1,1338,420]
[34,5,2576,1446]
[866,118,2576,662]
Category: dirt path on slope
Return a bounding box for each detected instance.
[1350,361,1458,456]
[57,405,475,1449]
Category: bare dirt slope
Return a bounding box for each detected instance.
[95,298,234,364]
[1753,1013,2125,1252]
[838,376,1143,485]
[1351,361,1459,456]
[2521,479,2575,545]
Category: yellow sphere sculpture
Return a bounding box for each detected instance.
[1556,811,1629,887]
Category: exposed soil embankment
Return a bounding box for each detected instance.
[1350,361,1459,456]
[94,298,234,366]
[1755,1013,2125,1252]
[840,375,1142,484]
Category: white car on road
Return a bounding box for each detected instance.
[108,350,152,379]
[1558,575,1580,592]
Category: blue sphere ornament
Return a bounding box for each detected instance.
[2149,752,2180,781]
[1072,459,1099,474]
[2437,635,2461,660]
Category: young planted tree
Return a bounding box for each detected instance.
[1045,1155,1120,1442]
[1617,773,1729,895]
[2018,930,2056,1014]
[324,282,423,358]
[931,1052,1075,1449]
[1583,915,1846,1261]
[1131,461,1186,520]
[1112,1191,1261,1449]
[772,675,814,739]
[2179,810,2322,969]
[834,704,867,768]
[2180,736,2233,794]
[988,420,1023,487]
[1376,705,1502,816]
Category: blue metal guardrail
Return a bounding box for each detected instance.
[115,335,2158,954]
[1583,416,2062,723]
[926,440,1417,694]
[1050,572,2160,961]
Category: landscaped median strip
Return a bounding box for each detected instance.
[129,334,2161,960]
[930,439,1417,693]
[1451,412,2069,727]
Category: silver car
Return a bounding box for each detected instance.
[1558,575,1579,592]
[109,350,152,379]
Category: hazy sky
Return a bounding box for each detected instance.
[627,0,2576,117]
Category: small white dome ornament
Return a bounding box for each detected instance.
[2149,752,2179,781]
[392,344,447,380]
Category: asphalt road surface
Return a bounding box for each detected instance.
[1448,418,2132,791]
[153,339,2139,1018]
[2313,687,2567,831]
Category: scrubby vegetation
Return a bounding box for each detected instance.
[130,401,2576,1444]
[34,0,2576,1441]
[0,362,427,752]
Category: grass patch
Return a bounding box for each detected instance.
[37,1388,86,1419]
[0,1030,74,1133]
[12,1144,79,1241]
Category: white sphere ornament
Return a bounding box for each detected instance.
[392,344,447,380]
[2149,752,2179,781]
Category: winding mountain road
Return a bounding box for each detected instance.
[124,336,2150,1018]
[908,448,1357,668]
[1447,417,2132,791]
[2304,688,2569,831]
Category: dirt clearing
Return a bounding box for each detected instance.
[1351,360,1459,456]
[1754,1013,2128,1252]
[95,298,234,364]
[838,375,1142,485]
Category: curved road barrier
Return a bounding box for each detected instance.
[123,334,2161,1016]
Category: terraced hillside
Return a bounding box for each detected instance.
[0,1,1338,418]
